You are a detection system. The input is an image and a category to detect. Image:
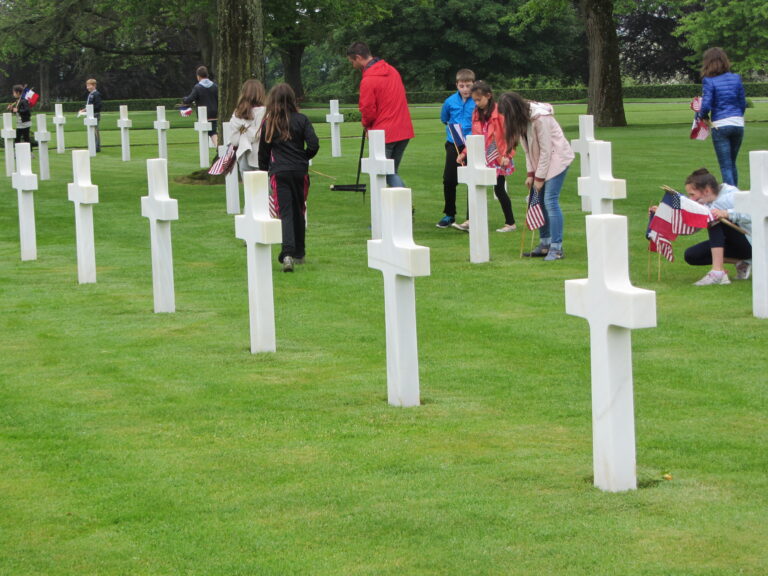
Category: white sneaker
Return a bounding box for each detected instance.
[693,270,731,286]
[736,260,752,280]
[496,224,517,233]
[452,220,469,232]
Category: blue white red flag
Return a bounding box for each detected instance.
[646,211,674,262]
[650,190,714,240]
[179,106,193,117]
[22,87,39,107]
[525,188,545,230]
[448,123,465,147]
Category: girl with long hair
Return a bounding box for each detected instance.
[258,83,319,272]
[498,91,574,261]
[228,78,266,174]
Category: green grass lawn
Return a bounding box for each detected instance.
[1,103,767,575]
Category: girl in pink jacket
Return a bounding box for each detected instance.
[498,92,574,261]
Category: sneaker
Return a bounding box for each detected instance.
[693,270,731,286]
[436,215,455,228]
[496,224,517,233]
[543,248,564,261]
[522,244,550,257]
[736,259,751,280]
[452,220,470,232]
[282,256,294,273]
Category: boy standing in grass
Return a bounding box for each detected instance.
[436,69,475,228]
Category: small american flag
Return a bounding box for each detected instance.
[650,190,714,240]
[486,140,499,166]
[525,188,546,230]
[647,229,674,262]
[448,123,465,147]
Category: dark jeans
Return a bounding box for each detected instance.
[684,222,751,265]
[15,127,30,143]
[384,139,409,187]
[494,175,515,226]
[442,141,464,218]
[272,171,309,262]
[711,124,744,187]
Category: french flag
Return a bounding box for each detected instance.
[179,106,193,117]
[22,87,39,107]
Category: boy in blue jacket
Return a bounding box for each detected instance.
[436,69,475,228]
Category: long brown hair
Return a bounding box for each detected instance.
[234,79,265,120]
[700,47,731,78]
[497,92,531,151]
[264,83,298,143]
[471,81,495,124]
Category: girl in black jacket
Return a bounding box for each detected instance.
[259,83,319,272]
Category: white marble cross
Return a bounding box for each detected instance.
[735,150,768,318]
[222,121,241,214]
[141,158,179,313]
[117,105,132,161]
[53,103,66,154]
[368,187,430,407]
[154,106,170,160]
[565,215,656,492]
[457,134,497,263]
[11,143,39,261]
[33,114,51,180]
[326,99,345,157]
[194,106,212,168]
[235,171,282,353]
[2,112,16,176]
[360,130,394,240]
[84,104,98,157]
[67,150,99,284]
[571,115,595,211]
[577,140,626,215]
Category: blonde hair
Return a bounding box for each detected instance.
[456,69,475,83]
[86,78,97,87]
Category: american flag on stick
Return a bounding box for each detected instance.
[650,186,714,240]
[525,188,545,230]
[485,140,499,166]
[448,123,465,147]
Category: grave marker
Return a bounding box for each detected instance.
[2,112,16,176]
[84,104,98,157]
[360,130,394,240]
[577,140,626,216]
[565,215,656,492]
[368,187,430,407]
[457,134,496,263]
[222,121,240,214]
[234,171,282,353]
[33,114,51,180]
[194,106,212,168]
[154,106,170,160]
[11,143,38,261]
[141,159,179,313]
[734,150,768,318]
[571,115,596,211]
[53,103,66,154]
[67,150,99,284]
[326,99,344,157]
[117,105,133,161]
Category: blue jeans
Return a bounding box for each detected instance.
[711,125,744,187]
[538,167,569,249]
[385,139,409,187]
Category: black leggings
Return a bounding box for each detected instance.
[684,222,751,266]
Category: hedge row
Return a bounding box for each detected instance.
[36,83,768,112]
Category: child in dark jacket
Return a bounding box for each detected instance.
[258,83,319,272]
[11,85,31,144]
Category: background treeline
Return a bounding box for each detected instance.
[0,0,766,106]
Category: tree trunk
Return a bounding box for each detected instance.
[38,62,50,109]
[579,0,627,127]
[216,0,265,139]
[280,43,306,101]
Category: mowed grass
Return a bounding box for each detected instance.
[1,102,767,575]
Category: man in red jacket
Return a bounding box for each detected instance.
[347,42,414,187]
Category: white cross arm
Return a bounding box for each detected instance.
[577,140,626,202]
[235,171,282,245]
[12,144,37,190]
[141,196,178,221]
[457,135,497,186]
[361,130,394,175]
[368,240,430,278]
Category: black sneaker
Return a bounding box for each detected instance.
[522,244,549,257]
[436,215,455,228]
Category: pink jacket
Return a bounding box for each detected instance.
[522,102,574,183]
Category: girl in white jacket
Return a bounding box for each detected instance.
[228,79,267,175]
